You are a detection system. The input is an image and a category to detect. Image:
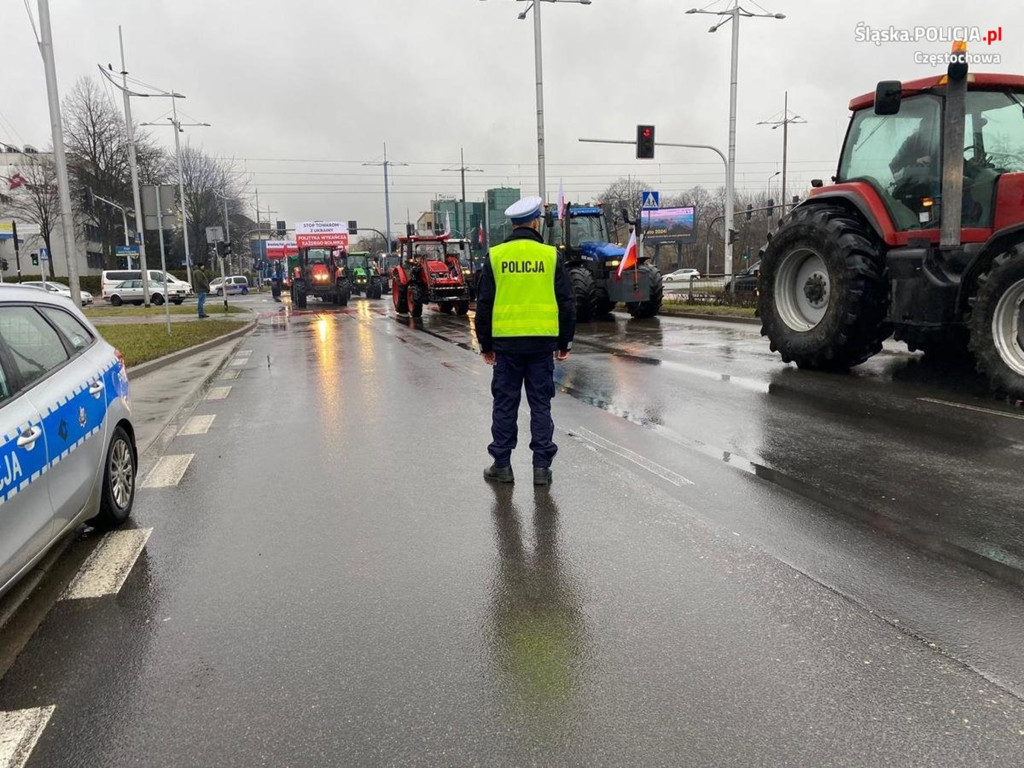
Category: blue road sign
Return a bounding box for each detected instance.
[38,247,49,262]
[116,245,140,256]
[641,190,660,210]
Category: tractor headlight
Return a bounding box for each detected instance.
[607,259,621,267]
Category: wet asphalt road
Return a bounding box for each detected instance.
[2,297,1024,766]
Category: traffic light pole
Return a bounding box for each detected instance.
[154,184,172,335]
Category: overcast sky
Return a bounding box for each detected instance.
[4,0,1021,235]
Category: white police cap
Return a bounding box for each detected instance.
[504,195,544,225]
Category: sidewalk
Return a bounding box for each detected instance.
[90,313,251,326]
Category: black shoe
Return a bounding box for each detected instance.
[533,467,552,486]
[484,464,514,484]
[199,314,210,318]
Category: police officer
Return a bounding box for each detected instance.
[476,196,576,486]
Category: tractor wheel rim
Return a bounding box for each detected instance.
[775,248,830,332]
[992,277,1024,377]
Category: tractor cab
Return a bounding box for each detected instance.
[289,247,351,309]
[346,251,383,298]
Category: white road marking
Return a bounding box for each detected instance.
[918,397,1024,422]
[206,386,231,400]
[141,454,194,488]
[228,358,248,367]
[0,706,55,768]
[178,415,216,436]
[571,427,694,487]
[219,370,240,380]
[61,529,153,600]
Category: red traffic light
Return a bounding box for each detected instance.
[636,124,655,159]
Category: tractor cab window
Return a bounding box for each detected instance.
[962,90,1024,227]
[838,94,942,230]
[305,249,332,264]
[411,243,444,262]
[568,215,608,247]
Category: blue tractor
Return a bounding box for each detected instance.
[542,204,663,321]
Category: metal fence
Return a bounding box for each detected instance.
[661,273,759,307]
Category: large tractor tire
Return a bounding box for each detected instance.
[438,301,454,315]
[569,266,597,323]
[627,263,664,319]
[455,300,470,316]
[407,283,424,318]
[758,205,889,370]
[968,245,1024,400]
[335,282,350,307]
[594,287,616,317]
[295,290,307,309]
[393,278,408,314]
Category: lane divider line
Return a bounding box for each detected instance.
[570,427,695,487]
[141,454,194,489]
[918,397,1024,422]
[61,528,153,601]
[219,370,240,380]
[205,386,231,400]
[0,705,55,768]
[178,415,216,436]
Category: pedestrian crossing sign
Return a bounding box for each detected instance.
[641,191,660,210]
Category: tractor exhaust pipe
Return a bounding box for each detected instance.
[940,41,969,249]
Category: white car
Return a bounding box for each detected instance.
[0,284,137,599]
[663,269,702,282]
[210,276,250,296]
[107,279,187,306]
[101,270,192,300]
[21,281,94,306]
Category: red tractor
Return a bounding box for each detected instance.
[391,235,472,318]
[759,45,1024,400]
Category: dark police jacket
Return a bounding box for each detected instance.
[475,227,576,355]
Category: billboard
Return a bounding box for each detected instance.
[265,240,299,259]
[294,221,350,248]
[640,206,697,244]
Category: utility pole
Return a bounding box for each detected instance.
[119,27,148,305]
[36,0,81,306]
[443,148,484,269]
[686,2,785,280]
[364,143,407,252]
[758,91,806,215]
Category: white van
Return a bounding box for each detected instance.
[101,270,193,300]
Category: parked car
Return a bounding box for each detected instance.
[21,281,94,306]
[106,279,186,306]
[725,261,761,294]
[663,268,702,283]
[0,284,137,599]
[210,276,249,296]
[101,270,192,300]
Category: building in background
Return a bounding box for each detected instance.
[431,198,486,251]
[485,187,520,248]
[0,145,102,279]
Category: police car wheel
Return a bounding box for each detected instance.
[92,425,136,529]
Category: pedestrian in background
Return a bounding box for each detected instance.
[476,195,575,486]
[194,262,210,318]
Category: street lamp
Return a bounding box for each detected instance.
[140,111,210,288]
[766,170,780,201]
[758,91,806,215]
[480,0,591,200]
[686,2,784,280]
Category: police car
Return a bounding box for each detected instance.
[0,285,137,599]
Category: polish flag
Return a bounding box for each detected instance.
[477,220,485,247]
[444,211,451,236]
[7,173,26,191]
[557,178,566,220]
[617,228,638,280]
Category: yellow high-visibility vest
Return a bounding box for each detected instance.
[490,239,559,338]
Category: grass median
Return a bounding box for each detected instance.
[660,301,757,319]
[98,320,244,368]
[85,305,246,318]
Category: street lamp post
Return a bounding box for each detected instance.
[443,148,484,270]
[364,143,407,253]
[758,91,806,215]
[141,110,210,288]
[686,2,784,281]
[480,0,591,200]
[766,170,780,201]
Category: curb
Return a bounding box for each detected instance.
[127,314,257,380]
[659,309,760,325]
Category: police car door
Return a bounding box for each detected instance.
[0,307,57,590]
[30,306,110,532]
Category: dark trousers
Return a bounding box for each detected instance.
[489,352,557,468]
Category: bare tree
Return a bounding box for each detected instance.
[2,156,61,279]
[597,176,653,242]
[172,143,246,267]
[62,77,165,268]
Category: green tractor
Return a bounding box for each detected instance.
[347,251,384,299]
[542,204,663,321]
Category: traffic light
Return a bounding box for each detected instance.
[745,204,753,221]
[636,125,655,159]
[347,220,358,235]
[728,229,737,245]
[83,186,94,210]
[216,241,226,257]
[223,241,233,256]
[765,199,775,218]
[31,253,39,266]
